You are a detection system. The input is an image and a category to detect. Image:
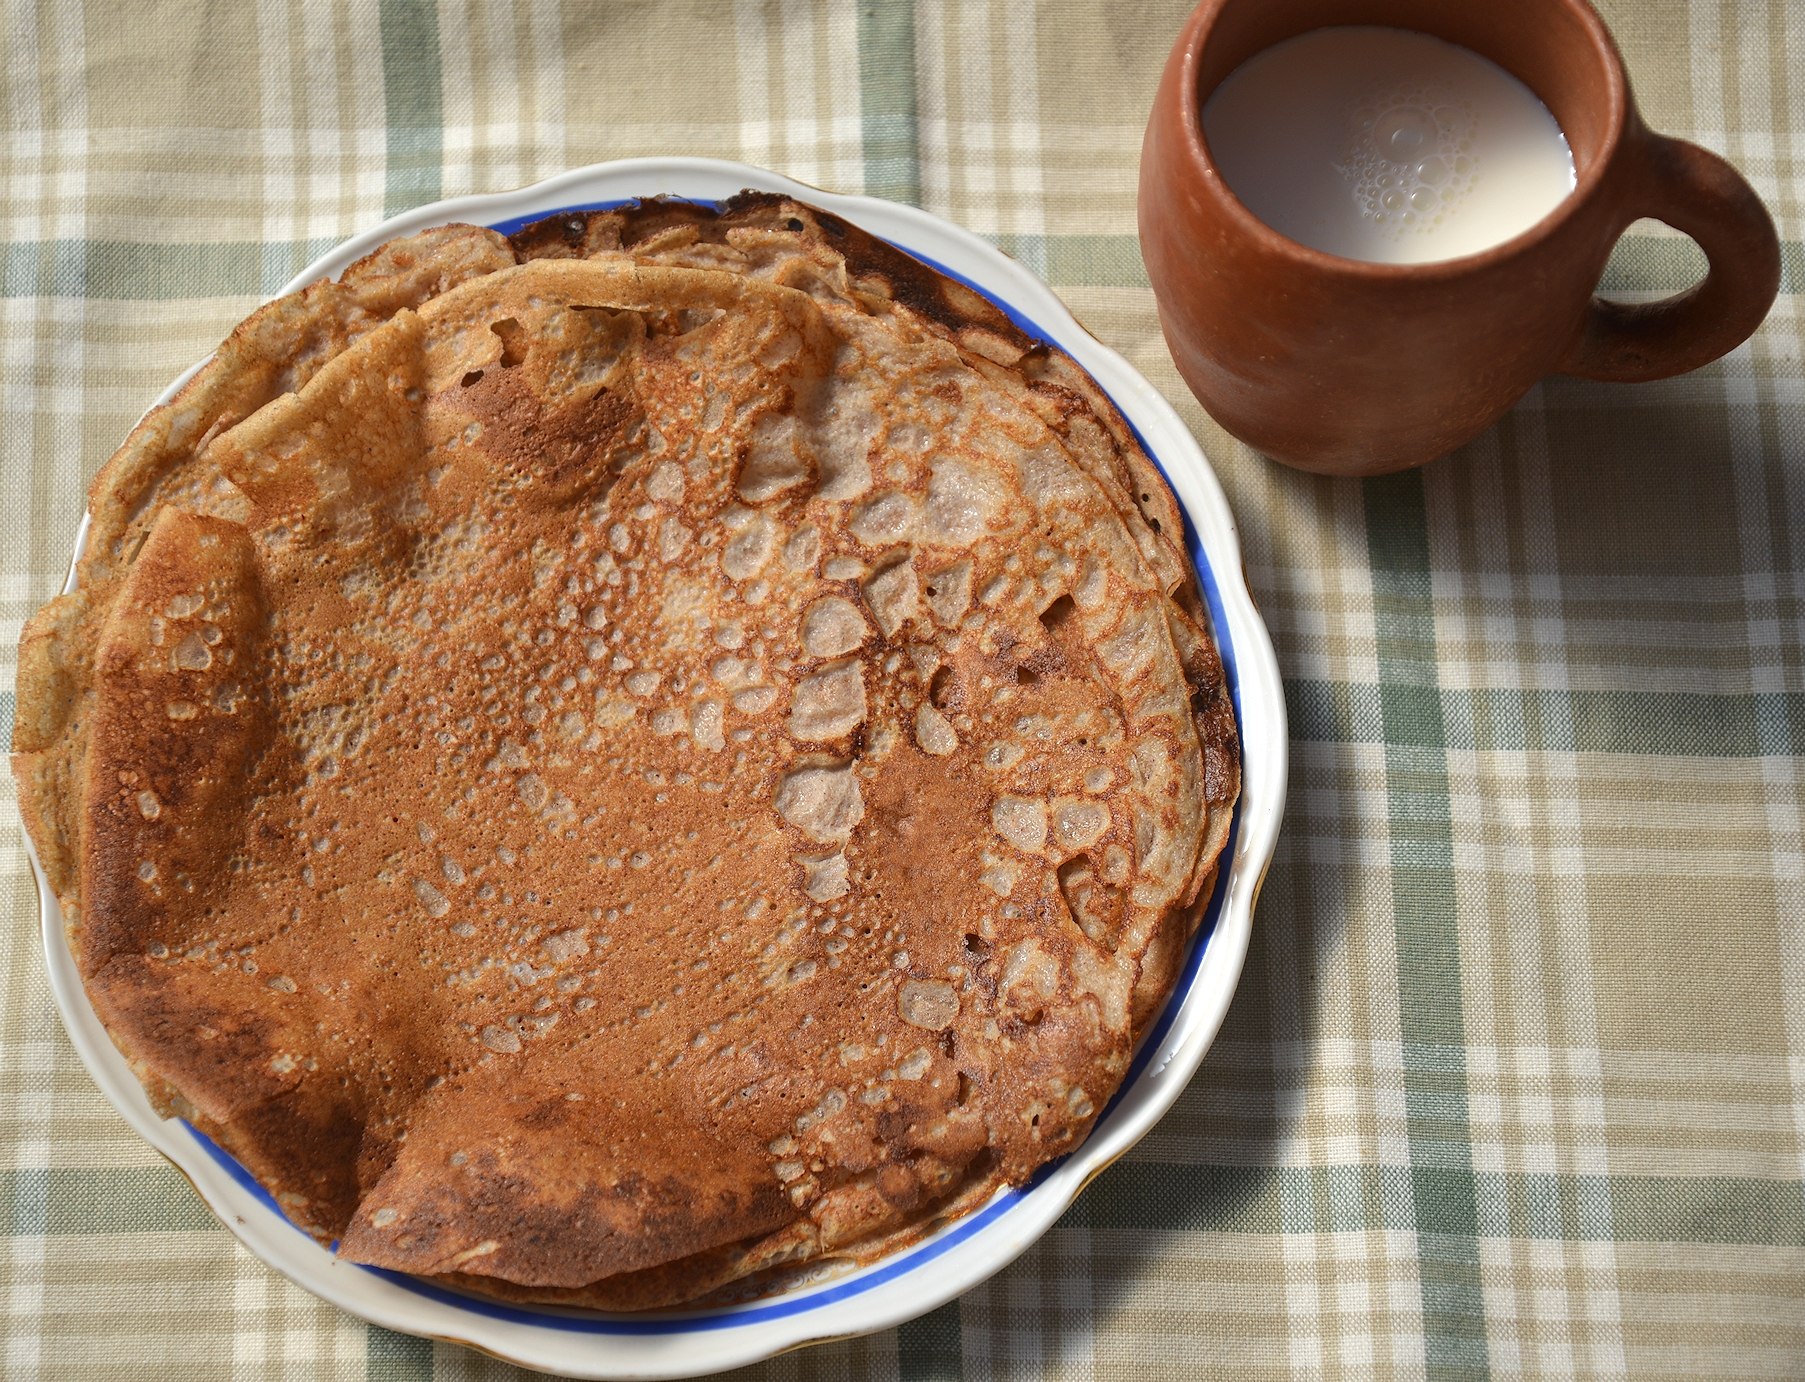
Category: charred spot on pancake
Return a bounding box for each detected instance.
[509,214,579,258]
[508,209,627,262]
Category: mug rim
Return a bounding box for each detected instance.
[1175,0,1630,279]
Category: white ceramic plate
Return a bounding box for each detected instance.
[29,158,1286,1379]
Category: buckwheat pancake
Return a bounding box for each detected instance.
[12,195,1238,1309]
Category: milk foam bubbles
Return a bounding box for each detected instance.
[1203,27,1577,264]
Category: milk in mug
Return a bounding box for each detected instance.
[1202,26,1577,264]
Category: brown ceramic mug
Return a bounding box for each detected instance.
[1139,0,1782,476]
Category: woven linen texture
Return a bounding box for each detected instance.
[2,0,1801,1377]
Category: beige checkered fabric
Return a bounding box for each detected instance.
[3,0,1802,1377]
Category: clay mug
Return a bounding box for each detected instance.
[1138,0,1782,476]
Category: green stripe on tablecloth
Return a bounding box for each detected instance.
[857,1,920,204]
[10,1164,1799,1246]
[1071,1164,1805,1246]
[995,233,1152,288]
[5,234,1796,299]
[897,1301,964,1381]
[1,239,341,302]
[1595,233,1805,298]
[366,1327,433,1381]
[0,1168,218,1233]
[1364,471,1490,1380]
[1288,680,1805,758]
[379,0,442,217]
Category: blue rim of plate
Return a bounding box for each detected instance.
[183,196,1246,1335]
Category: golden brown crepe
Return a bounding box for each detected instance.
[12,194,1238,1309]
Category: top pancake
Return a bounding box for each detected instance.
[12,195,1239,1308]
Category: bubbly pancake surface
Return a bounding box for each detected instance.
[13,197,1238,1308]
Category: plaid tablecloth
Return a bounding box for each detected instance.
[3,1,1802,1377]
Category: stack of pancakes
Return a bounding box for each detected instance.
[12,194,1238,1308]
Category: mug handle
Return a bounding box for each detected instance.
[1558,130,1781,382]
